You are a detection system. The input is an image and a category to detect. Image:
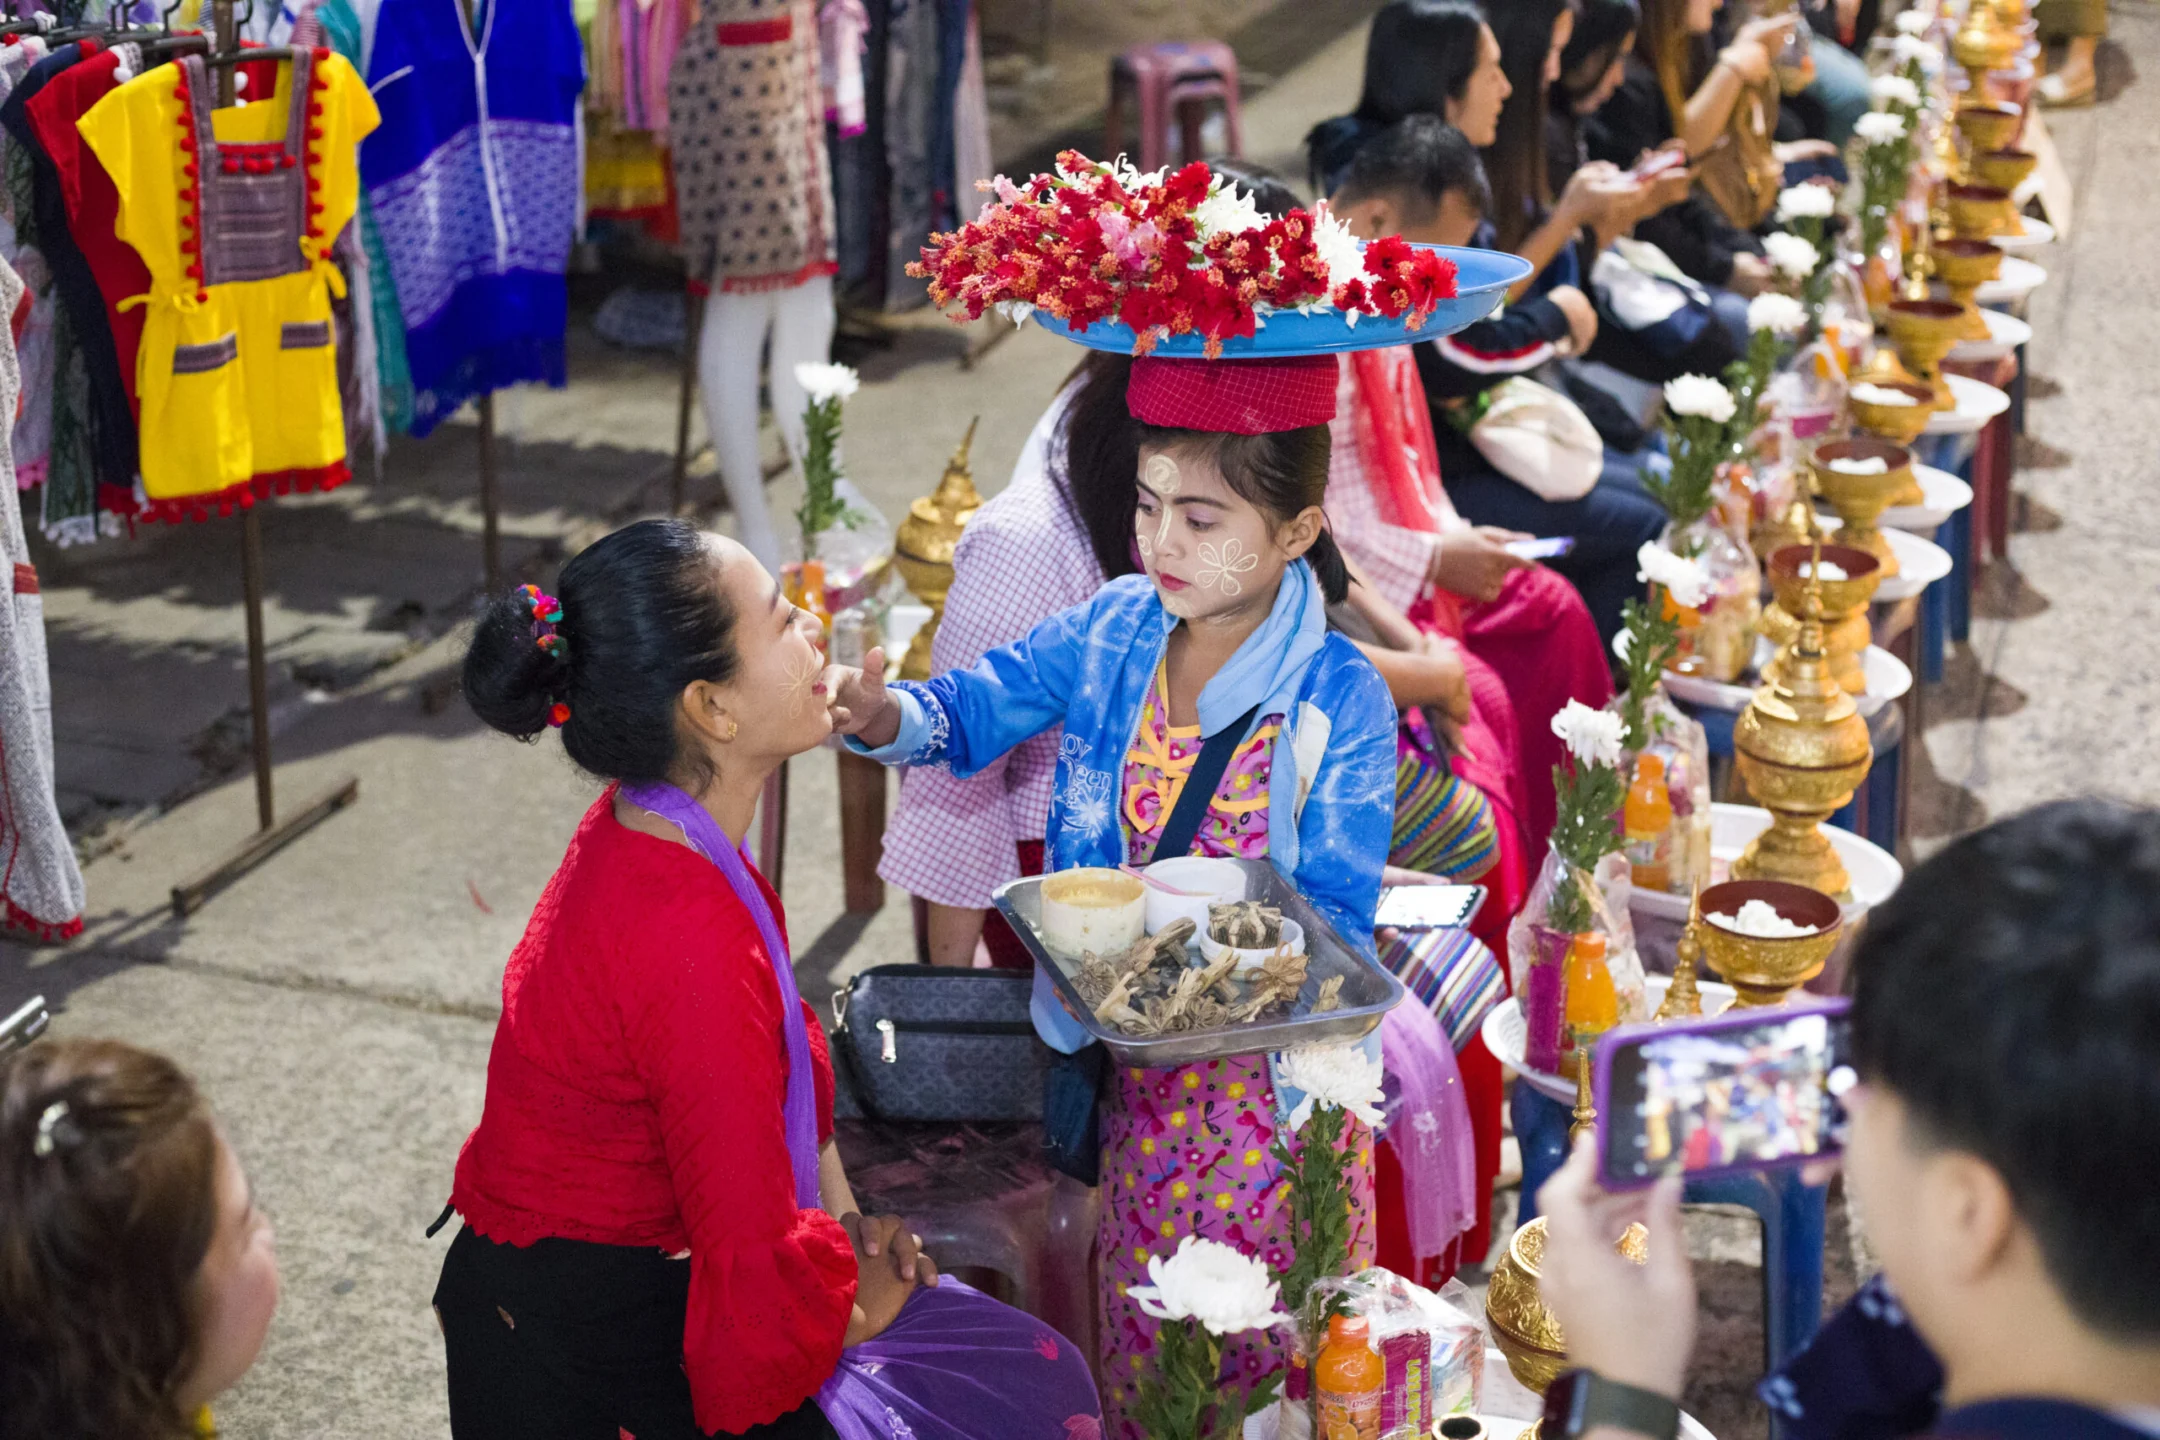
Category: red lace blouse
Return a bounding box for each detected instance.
[450,790,857,1434]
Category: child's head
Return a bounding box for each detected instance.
[0,1038,280,1437]
[1845,799,2160,1370]
[1330,114,1491,248]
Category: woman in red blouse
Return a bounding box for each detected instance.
[441,519,1100,1440]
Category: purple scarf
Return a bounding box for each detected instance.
[617,782,821,1211]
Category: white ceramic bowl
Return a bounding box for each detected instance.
[1199,917,1305,975]
[1140,856,1248,936]
[1037,868,1146,958]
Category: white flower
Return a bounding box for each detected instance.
[1854,110,1910,147]
[1776,185,1835,222]
[1636,541,1712,610]
[1278,1043,1387,1132]
[1870,73,1921,109]
[1762,231,1822,281]
[794,362,860,405]
[1612,627,1635,663]
[1894,8,1931,35]
[1126,1236,1289,1336]
[1747,292,1810,337]
[1891,34,1938,70]
[1111,155,1168,198]
[1552,699,1627,771]
[1310,203,1368,293]
[1194,179,1268,238]
[1662,373,1737,424]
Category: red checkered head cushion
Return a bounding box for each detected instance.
[1126,354,1340,434]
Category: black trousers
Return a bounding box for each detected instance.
[435,1225,840,1440]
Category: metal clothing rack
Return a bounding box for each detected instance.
[170,0,358,914]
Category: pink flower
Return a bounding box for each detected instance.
[1036,1333,1063,1361]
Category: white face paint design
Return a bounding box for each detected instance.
[780,648,824,717]
[1136,444,1292,625]
[1143,453,1181,555]
[1196,538,1259,597]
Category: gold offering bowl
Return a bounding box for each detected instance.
[1930,238,2005,339]
[1696,880,1845,1007]
[1486,1218,1652,1401]
[1849,378,1937,448]
[1810,438,1913,576]
[1762,544,1883,695]
[1883,299,1968,410]
[1951,11,2021,78]
[1954,102,2023,156]
[1972,147,2037,193]
[1946,183,2014,240]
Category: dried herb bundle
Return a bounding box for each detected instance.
[1068,917,1320,1037]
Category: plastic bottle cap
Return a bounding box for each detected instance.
[1327,1314,1369,1346]
[1572,932,1607,961]
[1637,753,1665,781]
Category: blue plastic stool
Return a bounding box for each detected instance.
[1513,1083,1828,1369]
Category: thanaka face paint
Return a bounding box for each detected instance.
[1133,445,1297,627]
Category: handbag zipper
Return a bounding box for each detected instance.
[873,1017,1036,1064]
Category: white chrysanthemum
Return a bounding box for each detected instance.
[1854,110,1910,147]
[1636,541,1713,610]
[1552,699,1627,771]
[1762,230,1822,281]
[793,362,861,405]
[1111,156,1168,196]
[1310,203,1369,293]
[1279,1043,1387,1132]
[1662,373,1737,424]
[1870,73,1921,110]
[1126,1237,1289,1337]
[1776,185,1835,222]
[1894,8,1930,35]
[1194,180,1268,238]
[1891,34,1938,70]
[1747,292,1810,338]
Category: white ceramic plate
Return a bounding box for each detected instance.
[1870,527,1956,602]
[1976,254,2047,306]
[1624,802,1904,929]
[1988,216,2055,251]
[1482,976,1742,1104]
[1948,306,2034,363]
[1882,465,1975,532]
[1922,373,2012,437]
[1661,643,1910,718]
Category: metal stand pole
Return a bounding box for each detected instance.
[171,0,359,916]
[478,390,501,593]
[671,289,706,515]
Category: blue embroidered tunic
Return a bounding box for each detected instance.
[362,0,584,435]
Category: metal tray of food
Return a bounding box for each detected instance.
[991,858,1405,1069]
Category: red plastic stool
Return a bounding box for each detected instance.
[1104,40,1245,175]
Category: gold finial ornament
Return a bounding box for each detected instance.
[892,418,984,681]
[1570,1028,1599,1145]
[1657,885,1708,1020]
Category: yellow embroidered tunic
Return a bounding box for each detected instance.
[78,49,378,520]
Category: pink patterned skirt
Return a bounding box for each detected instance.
[1096,1055,1376,1439]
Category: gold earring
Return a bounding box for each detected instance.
[725,719,740,742]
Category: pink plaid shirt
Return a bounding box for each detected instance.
[1322,355,1468,617]
[876,394,1106,909]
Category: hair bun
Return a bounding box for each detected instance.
[463,588,566,741]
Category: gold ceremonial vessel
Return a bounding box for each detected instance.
[1848,377,1936,448]
[1695,879,1845,1007]
[1953,101,2023,156]
[1656,887,1709,1021]
[1930,237,2005,339]
[1951,3,2020,85]
[1883,299,1967,410]
[1971,147,2037,194]
[1810,438,1913,576]
[1732,581,1874,898]
[892,418,984,681]
[1946,183,2014,240]
[1762,542,1883,695]
[1487,1216,1652,1437]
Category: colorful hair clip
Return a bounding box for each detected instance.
[548,702,571,727]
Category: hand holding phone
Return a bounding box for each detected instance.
[1,995,49,1056]
[1505,536,1577,561]
[1375,883,1486,932]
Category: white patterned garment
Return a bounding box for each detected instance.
[0,255,85,940]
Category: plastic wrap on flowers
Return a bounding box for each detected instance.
[1662,516,1761,684]
[798,476,894,614]
[1254,1269,1485,1440]
[1612,689,1715,898]
[1506,850,1649,1075]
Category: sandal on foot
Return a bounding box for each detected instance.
[2037,71,2096,107]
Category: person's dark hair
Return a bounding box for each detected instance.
[0,1039,221,1440]
[1633,0,1706,126]
[464,517,741,788]
[1332,113,1492,225]
[1850,798,2160,1338]
[1484,0,1575,250]
[1558,0,1641,103]
[1134,424,1350,606]
[1306,0,1490,196]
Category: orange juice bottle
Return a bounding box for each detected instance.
[798,559,833,647]
[1562,931,1619,1077]
[1315,1314,1384,1440]
[1624,754,1675,893]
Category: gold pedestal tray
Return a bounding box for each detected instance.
[1810,439,1915,577]
[1954,101,2023,156]
[1883,300,1968,411]
[1930,238,2006,340]
[1946,183,2015,241]
[1971,147,2037,194]
[1761,542,1883,695]
[1696,879,1845,1007]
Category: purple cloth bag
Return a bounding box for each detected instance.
[618,784,1103,1440]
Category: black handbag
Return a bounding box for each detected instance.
[830,965,1046,1122]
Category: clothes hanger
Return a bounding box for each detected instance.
[140,0,208,56]
[203,0,296,66]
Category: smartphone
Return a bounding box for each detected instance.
[1594,999,1853,1189]
[1630,148,1690,182]
[1375,884,1486,932]
[1505,536,1577,561]
[1,995,49,1057]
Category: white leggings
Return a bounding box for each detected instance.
[696,273,836,570]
